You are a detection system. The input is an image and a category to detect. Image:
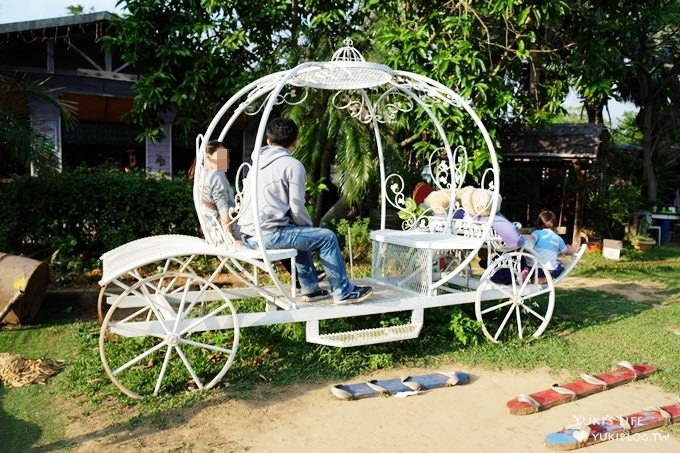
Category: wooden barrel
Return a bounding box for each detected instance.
[0,253,49,325]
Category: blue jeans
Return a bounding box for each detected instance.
[243,225,354,300]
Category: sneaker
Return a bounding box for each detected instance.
[302,288,331,302]
[335,286,373,305]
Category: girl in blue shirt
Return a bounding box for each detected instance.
[526,209,574,282]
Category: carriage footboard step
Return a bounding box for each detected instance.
[305,309,423,347]
[330,371,470,400]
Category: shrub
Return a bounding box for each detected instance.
[0,168,198,284]
[448,307,482,347]
[334,217,371,263]
[585,177,643,239]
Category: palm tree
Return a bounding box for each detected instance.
[287,92,367,217]
[285,85,411,226]
[0,74,75,176]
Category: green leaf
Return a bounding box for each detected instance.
[518,6,531,25]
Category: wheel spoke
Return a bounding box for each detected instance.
[112,341,166,376]
[518,269,532,291]
[177,277,212,321]
[172,279,192,332]
[153,344,174,396]
[493,304,516,341]
[481,299,513,315]
[114,305,153,324]
[521,303,547,322]
[180,337,233,355]
[180,301,233,336]
[158,272,185,293]
[515,304,523,339]
[522,285,552,299]
[139,284,174,331]
[175,344,204,389]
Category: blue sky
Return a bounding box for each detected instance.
[563,89,637,127]
[0,0,124,24]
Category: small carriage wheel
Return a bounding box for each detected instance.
[474,250,555,343]
[97,257,198,324]
[100,271,239,399]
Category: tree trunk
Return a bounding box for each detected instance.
[638,107,658,201]
[584,101,605,124]
[313,142,335,225]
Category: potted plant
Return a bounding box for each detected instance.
[579,227,603,252]
[626,215,657,250]
[629,234,656,251]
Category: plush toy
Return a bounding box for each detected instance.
[471,188,502,216]
[426,185,502,217]
[455,185,476,214]
[423,189,454,215]
[457,186,502,216]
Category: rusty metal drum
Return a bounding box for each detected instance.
[0,253,49,325]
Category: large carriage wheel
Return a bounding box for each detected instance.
[100,271,239,398]
[474,250,555,343]
[97,257,199,324]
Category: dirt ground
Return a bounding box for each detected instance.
[46,278,680,452]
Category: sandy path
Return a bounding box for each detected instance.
[61,365,679,453]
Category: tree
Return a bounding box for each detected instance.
[104,1,367,141]
[365,0,572,178]
[287,90,379,223]
[66,5,85,15]
[616,2,680,201]
[101,0,261,142]
[561,1,620,124]
[0,74,75,176]
[105,1,376,219]
[275,2,376,219]
[564,1,680,201]
[105,0,680,218]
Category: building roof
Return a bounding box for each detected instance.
[0,11,134,83]
[0,11,113,34]
[502,123,610,161]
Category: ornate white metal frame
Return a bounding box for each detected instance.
[95,39,587,399]
[199,38,501,300]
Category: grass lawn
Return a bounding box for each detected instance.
[1,244,679,450]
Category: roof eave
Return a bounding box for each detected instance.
[0,11,114,34]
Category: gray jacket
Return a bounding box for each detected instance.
[237,145,312,237]
[202,170,234,216]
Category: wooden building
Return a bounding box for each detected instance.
[500,123,611,245]
[0,12,177,174]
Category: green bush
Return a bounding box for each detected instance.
[0,168,198,284]
[448,307,482,347]
[334,217,371,262]
[585,177,643,239]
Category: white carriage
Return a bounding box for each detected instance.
[98,40,585,398]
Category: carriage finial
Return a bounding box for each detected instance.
[331,37,365,62]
